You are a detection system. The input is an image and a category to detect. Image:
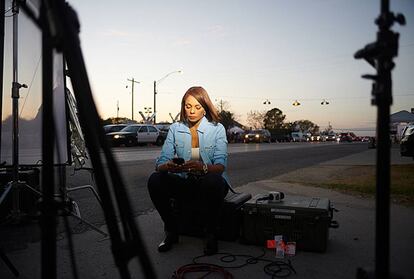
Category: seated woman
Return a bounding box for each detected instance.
[147,86,230,255]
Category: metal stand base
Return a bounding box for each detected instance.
[0,247,19,277]
[0,181,42,222]
[0,180,107,237]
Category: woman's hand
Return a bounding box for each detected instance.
[181,160,204,174]
[157,160,185,173]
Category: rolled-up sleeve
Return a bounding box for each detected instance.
[156,126,176,166]
[212,124,228,168]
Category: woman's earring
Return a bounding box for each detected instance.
[203,112,206,116]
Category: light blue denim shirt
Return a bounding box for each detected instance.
[156,116,230,186]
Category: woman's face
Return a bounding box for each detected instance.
[184,95,205,124]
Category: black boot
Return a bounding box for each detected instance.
[158,232,179,252]
[203,233,218,255]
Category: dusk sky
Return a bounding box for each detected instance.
[3,0,414,135]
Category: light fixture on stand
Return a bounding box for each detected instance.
[292,100,301,106]
[321,99,329,105]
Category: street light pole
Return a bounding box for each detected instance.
[116,100,119,119]
[153,70,182,124]
[153,80,156,124]
[127,78,140,121]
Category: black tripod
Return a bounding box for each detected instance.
[0,1,40,276]
[354,0,405,278]
[20,1,156,278]
[0,0,43,221]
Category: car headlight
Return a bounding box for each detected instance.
[245,135,248,138]
[255,134,259,138]
[114,135,125,139]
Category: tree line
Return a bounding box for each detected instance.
[101,104,326,137]
[219,107,323,136]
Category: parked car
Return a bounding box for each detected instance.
[291,132,306,142]
[106,124,164,147]
[243,129,271,143]
[323,133,337,141]
[103,124,128,134]
[400,124,414,157]
[338,132,354,142]
[361,136,371,142]
[310,134,321,141]
[155,123,171,133]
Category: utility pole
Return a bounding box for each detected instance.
[127,78,140,121]
[153,80,156,124]
[116,100,119,119]
[154,70,182,124]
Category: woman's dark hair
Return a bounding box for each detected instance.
[180,86,220,123]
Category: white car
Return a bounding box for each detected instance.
[106,124,165,146]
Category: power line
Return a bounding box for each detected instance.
[20,55,42,117]
[212,93,414,102]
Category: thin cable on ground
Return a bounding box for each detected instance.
[172,249,296,278]
[172,263,234,279]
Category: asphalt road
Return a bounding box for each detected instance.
[65,142,368,232]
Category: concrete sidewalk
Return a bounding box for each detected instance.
[1,148,413,278]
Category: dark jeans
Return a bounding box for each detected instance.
[147,172,229,234]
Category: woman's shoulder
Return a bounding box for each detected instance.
[210,121,224,128]
[205,121,225,132]
[169,122,188,131]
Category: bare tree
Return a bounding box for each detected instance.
[246,110,266,129]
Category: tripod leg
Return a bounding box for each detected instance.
[66,185,103,207]
[64,208,108,237]
[0,182,13,205]
[23,183,43,196]
[0,248,19,277]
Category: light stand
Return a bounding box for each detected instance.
[20,1,156,278]
[0,0,42,222]
[0,1,19,277]
[354,0,405,278]
[0,0,5,162]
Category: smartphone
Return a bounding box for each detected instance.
[172,157,185,165]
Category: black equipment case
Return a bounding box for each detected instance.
[240,194,338,252]
[177,191,252,241]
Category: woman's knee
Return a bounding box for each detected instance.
[200,173,227,194]
[147,172,163,193]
